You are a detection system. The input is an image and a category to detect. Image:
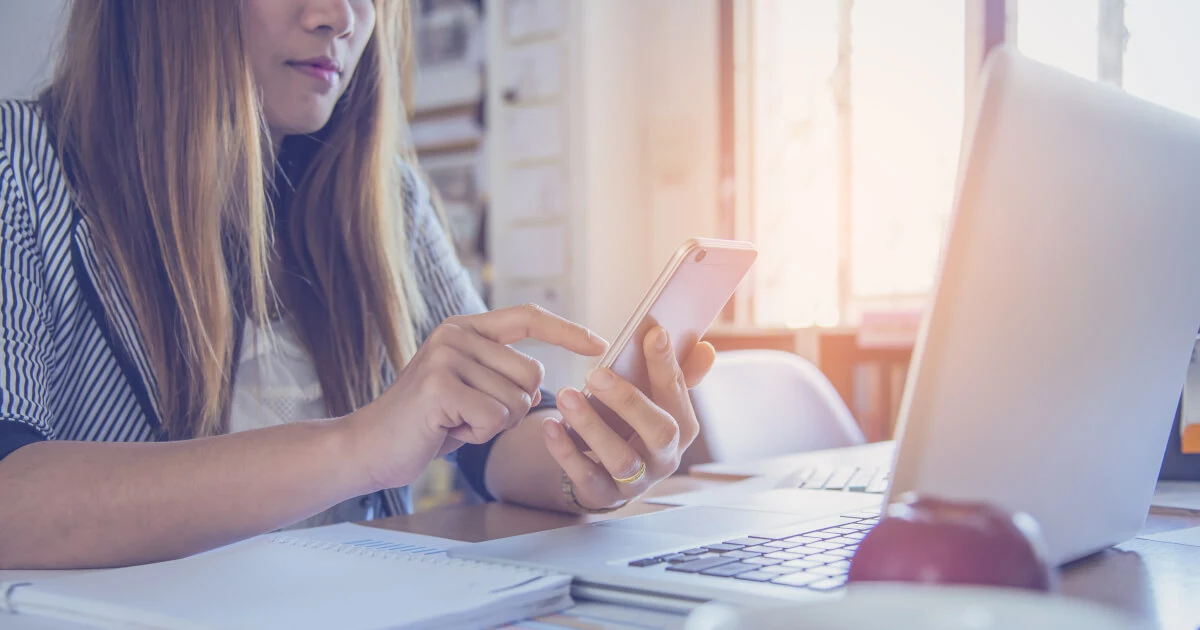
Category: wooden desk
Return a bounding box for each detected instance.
[366,477,1200,630]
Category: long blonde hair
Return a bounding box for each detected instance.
[41,0,423,439]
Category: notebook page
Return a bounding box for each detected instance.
[7,536,571,630]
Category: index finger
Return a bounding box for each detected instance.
[460,304,609,356]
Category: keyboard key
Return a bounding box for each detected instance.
[663,554,690,563]
[629,557,663,567]
[808,576,848,592]
[866,476,889,494]
[758,565,802,575]
[783,467,817,488]
[803,554,844,564]
[825,527,857,535]
[700,562,760,577]
[742,545,779,554]
[805,532,840,540]
[682,547,709,555]
[724,537,770,546]
[720,550,761,560]
[764,551,804,561]
[827,560,852,570]
[764,540,800,549]
[809,565,849,577]
[666,556,738,574]
[780,559,822,570]
[858,518,880,526]
[827,537,859,546]
[771,572,823,587]
[800,468,834,489]
[743,557,783,566]
[734,570,779,582]
[843,523,874,532]
[847,468,877,492]
[823,466,859,490]
[845,545,860,552]
[844,532,866,541]
[705,543,744,553]
[783,535,821,545]
[826,548,856,558]
[846,508,882,518]
[807,541,846,550]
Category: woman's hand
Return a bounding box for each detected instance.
[345,305,607,493]
[542,327,717,511]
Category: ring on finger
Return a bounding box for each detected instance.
[611,460,647,485]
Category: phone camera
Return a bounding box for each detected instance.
[694,249,707,263]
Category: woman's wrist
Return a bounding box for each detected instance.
[322,415,386,497]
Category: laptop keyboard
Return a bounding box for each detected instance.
[785,466,889,494]
[627,509,880,592]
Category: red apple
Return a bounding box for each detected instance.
[847,493,1056,591]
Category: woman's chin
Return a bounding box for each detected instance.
[266,111,335,141]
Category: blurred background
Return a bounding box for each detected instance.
[3,0,1197,505]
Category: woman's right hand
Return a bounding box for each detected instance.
[344,304,608,492]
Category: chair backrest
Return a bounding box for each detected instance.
[689,349,865,464]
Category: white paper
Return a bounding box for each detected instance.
[3,527,568,630]
[501,225,568,278]
[1151,480,1200,512]
[504,105,563,163]
[507,164,567,220]
[1138,526,1200,547]
[287,522,460,554]
[505,40,561,101]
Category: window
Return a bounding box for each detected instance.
[1017,0,1200,116]
[742,0,1199,329]
[743,0,964,327]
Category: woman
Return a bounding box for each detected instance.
[0,0,715,569]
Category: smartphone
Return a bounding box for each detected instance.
[577,238,757,443]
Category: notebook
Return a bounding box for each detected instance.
[0,527,572,630]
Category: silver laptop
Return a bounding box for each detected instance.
[451,47,1200,609]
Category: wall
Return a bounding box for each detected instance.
[0,0,68,100]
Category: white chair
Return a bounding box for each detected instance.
[687,349,866,465]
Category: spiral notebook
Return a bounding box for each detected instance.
[0,529,572,630]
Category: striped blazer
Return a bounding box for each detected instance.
[0,100,522,517]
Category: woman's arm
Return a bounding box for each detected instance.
[0,305,603,570]
[0,419,368,570]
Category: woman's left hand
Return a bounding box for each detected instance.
[542,327,717,512]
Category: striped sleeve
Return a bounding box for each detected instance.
[0,141,56,440]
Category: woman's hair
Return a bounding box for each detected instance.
[40,0,424,439]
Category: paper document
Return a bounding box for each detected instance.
[1138,526,1200,548]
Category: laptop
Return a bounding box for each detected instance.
[451,47,1200,609]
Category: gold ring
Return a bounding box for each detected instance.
[612,461,647,485]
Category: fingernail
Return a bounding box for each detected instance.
[655,328,669,351]
[558,387,580,410]
[542,418,563,439]
[532,389,543,406]
[588,369,615,390]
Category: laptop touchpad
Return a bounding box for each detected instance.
[596,506,807,538]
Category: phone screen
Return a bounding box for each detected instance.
[581,241,756,442]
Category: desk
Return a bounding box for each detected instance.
[366,476,1200,630]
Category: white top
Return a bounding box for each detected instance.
[229,318,376,529]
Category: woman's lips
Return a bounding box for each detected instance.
[287,61,339,87]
